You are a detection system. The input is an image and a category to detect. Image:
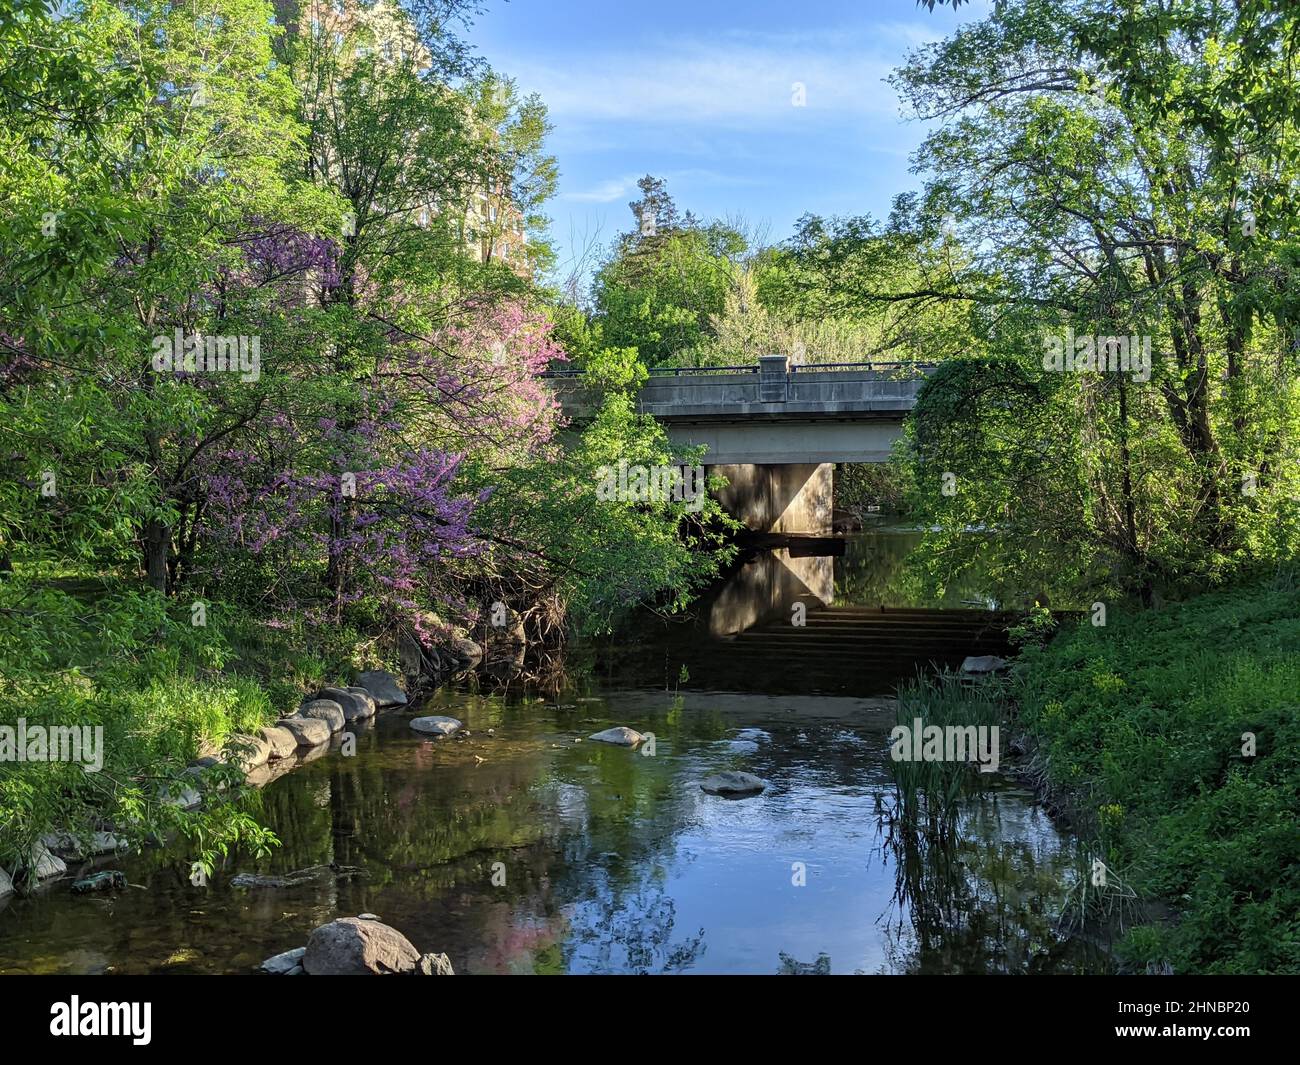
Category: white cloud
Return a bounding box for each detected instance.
[560,168,765,205]
[563,177,639,203]
[501,30,908,128]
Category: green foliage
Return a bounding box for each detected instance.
[887,0,1300,600]
[1014,578,1300,973]
[0,576,322,879]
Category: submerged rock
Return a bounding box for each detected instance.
[71,871,127,894]
[354,670,407,708]
[260,947,306,975]
[588,726,644,747]
[700,771,767,797]
[410,715,462,737]
[303,917,421,975]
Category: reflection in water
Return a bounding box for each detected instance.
[0,531,1108,974]
[708,548,833,636]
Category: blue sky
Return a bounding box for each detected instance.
[464,0,990,286]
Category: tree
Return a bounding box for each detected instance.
[882,0,1300,599]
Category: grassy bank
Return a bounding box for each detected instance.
[0,576,371,883]
[1012,575,1300,974]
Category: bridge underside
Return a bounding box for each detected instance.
[710,463,835,535]
[664,416,904,466]
[665,418,904,535]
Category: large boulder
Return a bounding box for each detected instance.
[277,716,332,748]
[409,715,462,737]
[303,918,420,975]
[260,947,306,975]
[700,771,767,797]
[0,867,12,898]
[354,670,407,708]
[318,687,374,723]
[343,687,378,719]
[258,725,298,760]
[589,726,644,747]
[226,732,271,772]
[416,952,455,976]
[298,698,346,732]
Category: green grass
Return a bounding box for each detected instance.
[0,576,374,881]
[1013,574,1300,974]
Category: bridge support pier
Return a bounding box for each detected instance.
[710,462,834,535]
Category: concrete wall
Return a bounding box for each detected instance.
[711,462,834,534]
[666,418,902,465]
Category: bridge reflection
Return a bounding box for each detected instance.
[606,532,1017,697]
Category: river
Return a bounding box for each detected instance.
[0,528,1110,974]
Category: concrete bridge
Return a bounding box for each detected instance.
[546,355,930,534]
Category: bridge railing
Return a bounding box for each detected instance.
[541,360,936,379]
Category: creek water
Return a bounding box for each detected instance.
[0,528,1110,974]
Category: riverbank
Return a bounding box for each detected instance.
[1011,577,1300,975]
[0,577,466,895]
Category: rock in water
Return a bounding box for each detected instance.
[961,654,1009,675]
[276,716,332,748]
[354,670,407,708]
[25,842,67,881]
[298,698,346,731]
[71,871,127,894]
[225,732,271,771]
[409,715,462,737]
[416,952,455,976]
[700,771,767,797]
[303,918,421,975]
[343,687,379,718]
[588,726,644,747]
[260,947,306,975]
[318,686,375,723]
[258,725,298,760]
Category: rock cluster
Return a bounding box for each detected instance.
[259,917,455,977]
